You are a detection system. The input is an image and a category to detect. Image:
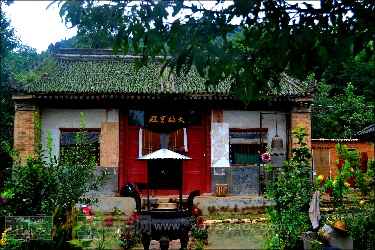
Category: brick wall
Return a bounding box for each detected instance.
[13,103,40,163]
[290,104,312,149]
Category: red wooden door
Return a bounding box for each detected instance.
[119,113,147,190]
[124,126,147,185]
[183,125,210,193]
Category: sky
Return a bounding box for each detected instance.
[3,1,77,53]
[3,1,320,53]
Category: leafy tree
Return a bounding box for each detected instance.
[312,82,374,138]
[2,45,48,86]
[53,0,375,100]
[323,41,375,101]
[0,2,47,187]
[47,32,114,51]
[0,1,19,187]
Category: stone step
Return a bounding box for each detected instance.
[157,202,178,209]
[142,196,188,203]
[141,197,188,206]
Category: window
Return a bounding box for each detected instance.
[60,129,100,164]
[142,128,186,155]
[229,128,267,165]
[128,110,144,126]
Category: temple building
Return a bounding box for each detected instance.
[13,49,313,197]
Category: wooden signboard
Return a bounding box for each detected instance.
[145,112,188,132]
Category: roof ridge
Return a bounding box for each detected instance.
[53,48,171,62]
[53,53,171,62]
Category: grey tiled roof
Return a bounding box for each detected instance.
[21,49,312,97]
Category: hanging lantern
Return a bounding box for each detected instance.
[271,114,284,152]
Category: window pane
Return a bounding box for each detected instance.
[60,130,100,165]
[60,132,76,145]
[61,131,100,145]
[142,128,186,155]
[169,128,185,153]
[230,144,263,164]
[128,110,144,126]
[229,129,267,165]
[187,110,201,125]
[143,129,160,155]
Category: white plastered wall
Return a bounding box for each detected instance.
[40,108,119,165]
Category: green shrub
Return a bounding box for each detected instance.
[265,127,312,250]
[346,160,375,250]
[0,113,107,249]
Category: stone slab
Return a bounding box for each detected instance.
[194,196,273,215]
[92,197,136,215]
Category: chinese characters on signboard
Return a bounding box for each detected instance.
[148,115,185,124]
[145,113,187,132]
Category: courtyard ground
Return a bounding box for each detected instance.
[134,213,267,250]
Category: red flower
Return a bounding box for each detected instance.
[82,206,92,216]
[127,212,139,225]
[104,215,113,227]
[261,152,271,163]
[337,159,345,170]
[192,206,202,217]
[196,216,205,228]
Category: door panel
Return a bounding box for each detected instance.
[183,126,209,193]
